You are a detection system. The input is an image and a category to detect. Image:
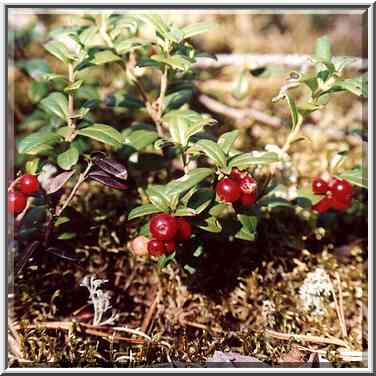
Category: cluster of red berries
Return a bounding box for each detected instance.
[215,168,257,207]
[147,213,192,257]
[8,174,40,214]
[312,176,353,213]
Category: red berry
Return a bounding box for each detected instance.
[329,178,352,203]
[164,240,176,254]
[312,196,333,213]
[149,213,178,241]
[19,174,40,194]
[312,177,328,195]
[239,175,257,194]
[8,191,27,214]
[175,218,192,241]
[147,239,166,256]
[240,192,257,207]
[230,168,244,181]
[216,178,241,203]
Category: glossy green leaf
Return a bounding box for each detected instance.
[228,151,279,169]
[314,36,332,63]
[218,130,239,155]
[128,203,161,220]
[79,25,98,45]
[57,232,76,240]
[181,21,217,39]
[64,79,84,93]
[186,188,214,214]
[235,214,257,241]
[25,158,41,175]
[39,92,68,120]
[196,216,222,233]
[166,168,214,196]
[17,59,51,80]
[77,124,123,147]
[90,50,121,65]
[44,40,76,63]
[193,139,226,168]
[163,109,215,147]
[137,14,177,42]
[57,146,79,170]
[114,37,149,54]
[28,81,49,104]
[18,131,62,155]
[146,185,171,212]
[336,165,367,188]
[151,54,192,71]
[163,89,193,112]
[123,124,159,151]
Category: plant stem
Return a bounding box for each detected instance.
[55,161,93,217]
[67,63,76,142]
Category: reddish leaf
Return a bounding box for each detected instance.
[44,170,75,195]
[89,170,129,190]
[94,157,128,180]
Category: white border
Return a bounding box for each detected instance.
[1,0,373,373]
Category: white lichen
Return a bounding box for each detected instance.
[80,275,118,326]
[299,267,333,316]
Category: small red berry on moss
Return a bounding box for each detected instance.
[230,168,244,181]
[312,196,333,213]
[149,213,178,241]
[164,240,176,254]
[147,239,166,256]
[19,174,40,195]
[312,177,328,195]
[175,218,192,241]
[8,191,27,214]
[216,178,241,203]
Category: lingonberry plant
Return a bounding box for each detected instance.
[10,15,367,272]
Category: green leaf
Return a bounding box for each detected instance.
[18,131,62,155]
[163,89,193,112]
[57,232,76,240]
[333,56,356,73]
[57,146,79,170]
[77,124,123,147]
[336,165,367,189]
[44,40,75,63]
[218,130,239,155]
[128,203,161,220]
[55,216,70,226]
[228,151,279,169]
[79,25,98,45]
[64,79,84,93]
[330,150,348,173]
[163,109,215,147]
[28,81,49,104]
[296,188,322,207]
[192,139,226,168]
[114,37,149,54]
[25,158,41,175]
[39,92,68,120]
[235,214,257,241]
[285,94,301,130]
[17,59,51,80]
[166,168,214,196]
[181,21,217,39]
[314,36,332,63]
[331,75,367,97]
[90,50,121,65]
[151,54,192,71]
[209,203,229,217]
[186,188,214,214]
[232,69,249,100]
[123,124,159,151]
[146,185,171,212]
[158,252,176,269]
[196,216,222,233]
[137,14,177,42]
[174,208,197,217]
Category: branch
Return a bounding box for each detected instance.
[194,53,367,71]
[198,94,281,128]
[265,329,350,348]
[55,161,93,217]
